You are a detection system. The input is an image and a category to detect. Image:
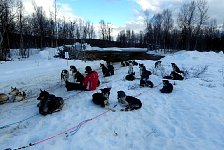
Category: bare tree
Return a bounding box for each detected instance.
[0,0,16,60]
[162,9,174,49]
[99,19,106,40]
[177,1,196,50]
[32,3,48,48]
[194,0,209,50]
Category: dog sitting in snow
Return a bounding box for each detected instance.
[160,79,173,93]
[8,87,26,102]
[106,62,114,75]
[125,72,135,81]
[128,61,134,75]
[0,93,9,104]
[100,63,111,77]
[70,65,78,82]
[163,63,184,80]
[74,71,85,83]
[139,64,151,80]
[61,69,69,82]
[92,88,111,107]
[155,61,162,68]
[37,89,64,116]
[117,91,142,111]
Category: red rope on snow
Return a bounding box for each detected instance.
[5,108,112,150]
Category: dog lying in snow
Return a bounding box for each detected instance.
[117,91,142,111]
[0,93,9,104]
[37,89,64,116]
[92,88,111,107]
[8,87,26,102]
[125,72,135,81]
[140,79,154,88]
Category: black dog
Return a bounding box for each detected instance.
[140,79,154,88]
[155,61,162,68]
[132,60,138,66]
[160,80,173,93]
[121,61,130,67]
[139,64,151,80]
[106,62,114,75]
[37,90,64,116]
[70,65,77,73]
[163,63,184,80]
[125,72,135,81]
[65,80,84,91]
[92,88,111,107]
[74,71,84,83]
[100,63,111,77]
[117,91,142,111]
[61,69,69,81]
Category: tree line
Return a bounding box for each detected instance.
[0,0,224,60]
[117,0,224,51]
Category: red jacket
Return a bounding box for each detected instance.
[82,71,99,91]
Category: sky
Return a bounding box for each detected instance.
[22,0,224,37]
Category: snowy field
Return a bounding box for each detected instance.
[0,48,224,150]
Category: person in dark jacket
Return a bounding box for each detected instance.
[160,79,173,93]
[117,91,142,111]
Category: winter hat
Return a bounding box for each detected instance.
[117,91,126,99]
[85,66,92,73]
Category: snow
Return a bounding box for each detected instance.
[0,48,224,150]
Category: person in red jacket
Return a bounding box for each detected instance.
[65,66,100,91]
[82,66,100,91]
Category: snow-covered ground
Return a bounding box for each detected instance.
[0,48,224,150]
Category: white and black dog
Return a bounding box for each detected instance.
[74,71,85,83]
[61,69,69,82]
[70,65,78,82]
[92,88,111,107]
[139,64,151,80]
[128,61,134,75]
[163,63,184,80]
[117,91,142,111]
[155,61,162,68]
[37,90,64,116]
[106,62,114,75]
[8,87,26,102]
[140,79,154,88]
[100,63,111,77]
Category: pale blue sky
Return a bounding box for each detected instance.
[68,0,139,26]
